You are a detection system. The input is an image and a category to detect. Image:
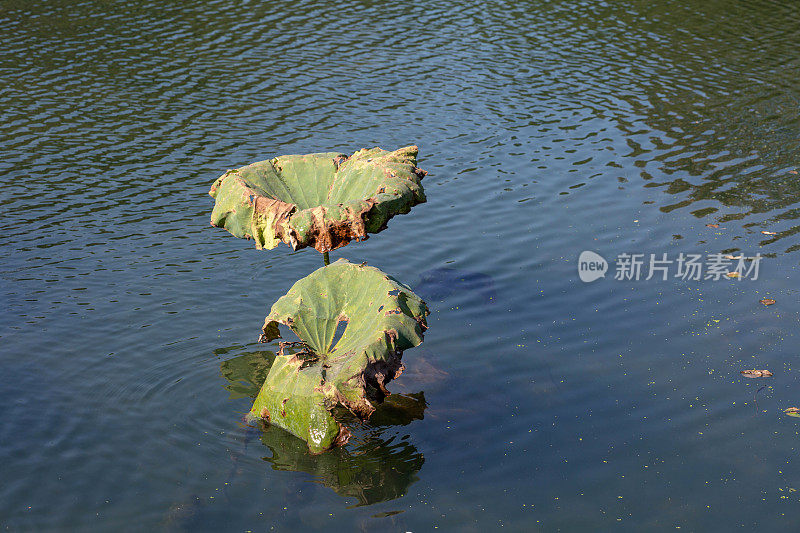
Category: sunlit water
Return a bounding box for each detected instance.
[3,0,800,530]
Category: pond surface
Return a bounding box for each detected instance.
[3,0,800,530]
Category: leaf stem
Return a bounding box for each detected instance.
[323,252,330,266]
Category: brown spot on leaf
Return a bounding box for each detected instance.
[259,407,271,420]
[302,202,374,253]
[332,154,348,169]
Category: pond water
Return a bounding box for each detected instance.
[3,0,800,530]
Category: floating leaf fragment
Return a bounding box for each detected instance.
[706,224,719,228]
[741,369,773,378]
[760,298,776,306]
[724,255,742,260]
[785,407,800,418]
[726,272,740,278]
[790,170,798,175]
[762,231,777,235]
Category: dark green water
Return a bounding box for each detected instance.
[3,0,800,530]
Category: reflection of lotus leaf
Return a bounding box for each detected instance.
[209,146,426,253]
[259,417,425,506]
[366,391,427,427]
[218,349,276,399]
[258,393,426,506]
[217,346,427,506]
[250,259,429,453]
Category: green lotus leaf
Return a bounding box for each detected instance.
[209,145,426,253]
[249,259,429,453]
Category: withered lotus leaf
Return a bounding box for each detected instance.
[209,146,426,253]
[250,260,428,453]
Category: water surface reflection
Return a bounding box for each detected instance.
[218,347,427,507]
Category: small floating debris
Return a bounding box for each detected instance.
[725,272,740,278]
[741,369,773,378]
[784,407,800,418]
[706,224,720,228]
[724,255,743,260]
[762,231,778,236]
[760,298,776,306]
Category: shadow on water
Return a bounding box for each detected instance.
[414,267,496,304]
[217,346,427,508]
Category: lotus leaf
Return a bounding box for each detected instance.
[209,146,426,253]
[250,259,429,453]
